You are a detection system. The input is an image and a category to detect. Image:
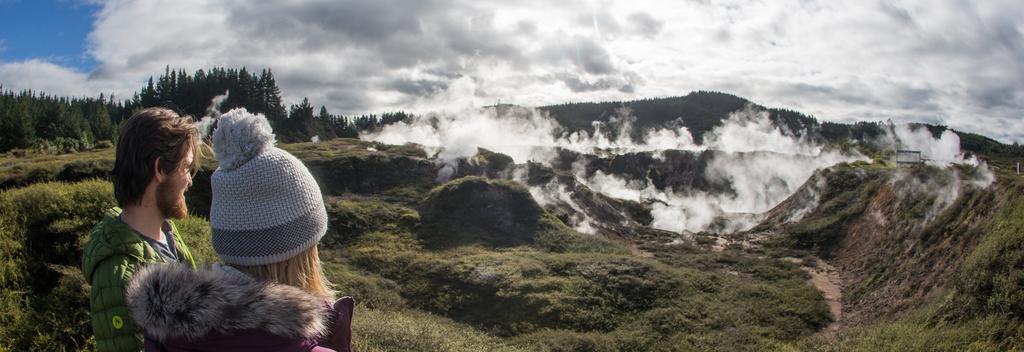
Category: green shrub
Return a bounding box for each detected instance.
[807,315,1024,351]
[354,307,528,352]
[324,199,420,247]
[321,259,405,310]
[0,215,24,286]
[532,215,626,254]
[32,264,94,350]
[174,216,216,265]
[452,149,515,179]
[374,142,430,158]
[0,179,114,350]
[93,140,113,150]
[380,185,433,203]
[419,177,624,254]
[347,231,425,275]
[349,234,685,336]
[941,183,1024,321]
[0,179,113,267]
[513,330,617,352]
[30,136,94,155]
[419,177,548,248]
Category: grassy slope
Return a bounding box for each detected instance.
[328,176,831,351]
[0,147,114,190]
[8,140,1021,351]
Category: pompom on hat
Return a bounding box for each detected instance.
[210,108,327,266]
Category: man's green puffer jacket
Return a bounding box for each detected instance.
[81,207,197,352]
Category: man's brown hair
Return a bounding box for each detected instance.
[111,107,201,207]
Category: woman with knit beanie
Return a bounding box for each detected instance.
[124,109,353,352]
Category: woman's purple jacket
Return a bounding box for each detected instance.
[125,263,353,352]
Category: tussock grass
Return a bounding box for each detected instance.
[941,181,1024,321]
[342,226,830,349]
[0,148,114,190]
[806,315,1024,351]
[354,307,528,352]
[324,198,420,247]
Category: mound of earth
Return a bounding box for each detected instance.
[419,176,573,248]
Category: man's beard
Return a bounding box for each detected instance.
[157,180,188,219]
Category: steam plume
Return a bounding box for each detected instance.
[196,90,230,139]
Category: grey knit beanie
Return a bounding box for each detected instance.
[210,108,327,266]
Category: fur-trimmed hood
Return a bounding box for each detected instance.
[125,263,330,343]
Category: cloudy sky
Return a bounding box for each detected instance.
[1,0,1021,142]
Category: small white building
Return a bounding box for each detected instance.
[896,150,923,166]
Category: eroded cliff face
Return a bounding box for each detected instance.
[754,162,1005,327]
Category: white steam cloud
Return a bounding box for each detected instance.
[517,171,601,235]
[572,109,864,233]
[363,78,699,165]
[887,123,981,166]
[881,123,996,224]
[703,109,820,155]
[559,110,699,155]
[890,161,995,225]
[196,90,230,139]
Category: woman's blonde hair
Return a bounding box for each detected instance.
[232,245,335,299]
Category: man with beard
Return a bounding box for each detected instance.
[81,107,200,352]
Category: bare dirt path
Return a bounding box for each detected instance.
[629,242,654,258]
[805,258,842,337]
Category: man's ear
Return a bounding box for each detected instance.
[152,157,165,183]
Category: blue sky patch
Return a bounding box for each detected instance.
[0,0,99,71]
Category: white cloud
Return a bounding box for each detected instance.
[0,59,94,96]
[0,0,1021,142]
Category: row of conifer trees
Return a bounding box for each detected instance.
[0,66,410,153]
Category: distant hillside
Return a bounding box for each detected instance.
[538,91,856,143]
[539,91,752,141]
[536,91,1023,158]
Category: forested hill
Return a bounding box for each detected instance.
[538,92,1024,156]
[539,91,865,142]
[0,66,411,152]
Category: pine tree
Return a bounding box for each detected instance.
[262,69,286,123]
[156,65,173,103]
[141,77,157,107]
